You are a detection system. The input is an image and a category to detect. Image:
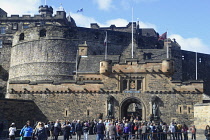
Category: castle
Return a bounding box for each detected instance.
[0,5,210,128]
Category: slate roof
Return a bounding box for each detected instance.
[78,55,120,72]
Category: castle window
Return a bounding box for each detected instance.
[35,23,41,27]
[23,24,29,29]
[0,40,2,48]
[199,58,202,63]
[94,32,99,39]
[40,29,46,37]
[179,106,182,114]
[188,107,191,114]
[143,53,152,60]
[0,27,6,34]
[19,33,24,41]
[87,110,90,116]
[64,108,68,117]
[182,55,185,60]
[123,80,128,90]
[137,80,142,90]
[12,23,18,30]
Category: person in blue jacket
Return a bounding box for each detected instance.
[20,121,33,140]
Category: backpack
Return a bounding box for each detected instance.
[157,125,163,132]
[134,126,138,131]
[50,125,54,131]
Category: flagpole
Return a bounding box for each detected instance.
[45,0,47,5]
[167,31,169,59]
[132,7,134,58]
[75,50,78,80]
[105,31,108,60]
[196,52,198,80]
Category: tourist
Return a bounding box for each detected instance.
[205,125,210,140]
[54,120,61,140]
[123,123,130,140]
[75,120,83,140]
[89,120,95,135]
[44,122,50,138]
[62,121,71,140]
[83,123,89,140]
[71,120,76,135]
[116,121,123,139]
[68,121,73,139]
[189,125,196,140]
[162,122,168,140]
[8,123,16,140]
[34,122,48,140]
[169,122,176,140]
[20,121,33,140]
[182,123,188,140]
[128,120,134,139]
[105,119,110,139]
[96,119,105,140]
[141,122,148,140]
[177,123,183,140]
[108,122,116,140]
[49,122,54,140]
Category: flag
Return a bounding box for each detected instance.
[104,31,107,46]
[77,8,83,13]
[158,32,167,40]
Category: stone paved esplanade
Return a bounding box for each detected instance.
[0,4,210,129]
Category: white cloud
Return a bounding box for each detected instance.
[139,21,157,29]
[101,18,128,27]
[93,0,114,11]
[0,0,41,15]
[169,34,210,54]
[71,13,98,28]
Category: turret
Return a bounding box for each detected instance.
[39,5,53,16]
[162,59,174,74]
[78,41,88,57]
[100,60,112,75]
[0,8,7,17]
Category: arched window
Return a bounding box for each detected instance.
[19,33,24,41]
[40,29,46,37]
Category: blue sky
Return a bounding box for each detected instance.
[0,0,210,54]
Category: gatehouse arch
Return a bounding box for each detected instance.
[120,97,146,120]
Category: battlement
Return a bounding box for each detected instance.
[0,4,68,22]
[91,22,137,33]
[0,12,66,20]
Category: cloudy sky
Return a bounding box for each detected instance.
[0,0,209,54]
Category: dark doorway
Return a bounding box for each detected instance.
[120,97,144,120]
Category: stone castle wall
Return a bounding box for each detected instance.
[0,99,47,129]
[6,90,202,126]
[194,103,210,130]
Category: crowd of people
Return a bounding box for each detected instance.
[4,117,210,140]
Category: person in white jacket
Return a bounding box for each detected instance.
[169,122,176,140]
[9,123,16,140]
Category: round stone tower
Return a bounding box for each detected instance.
[9,25,77,82]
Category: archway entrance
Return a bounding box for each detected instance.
[120,97,145,120]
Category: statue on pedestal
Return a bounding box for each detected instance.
[151,96,160,121]
[152,102,158,117]
[107,95,114,119]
